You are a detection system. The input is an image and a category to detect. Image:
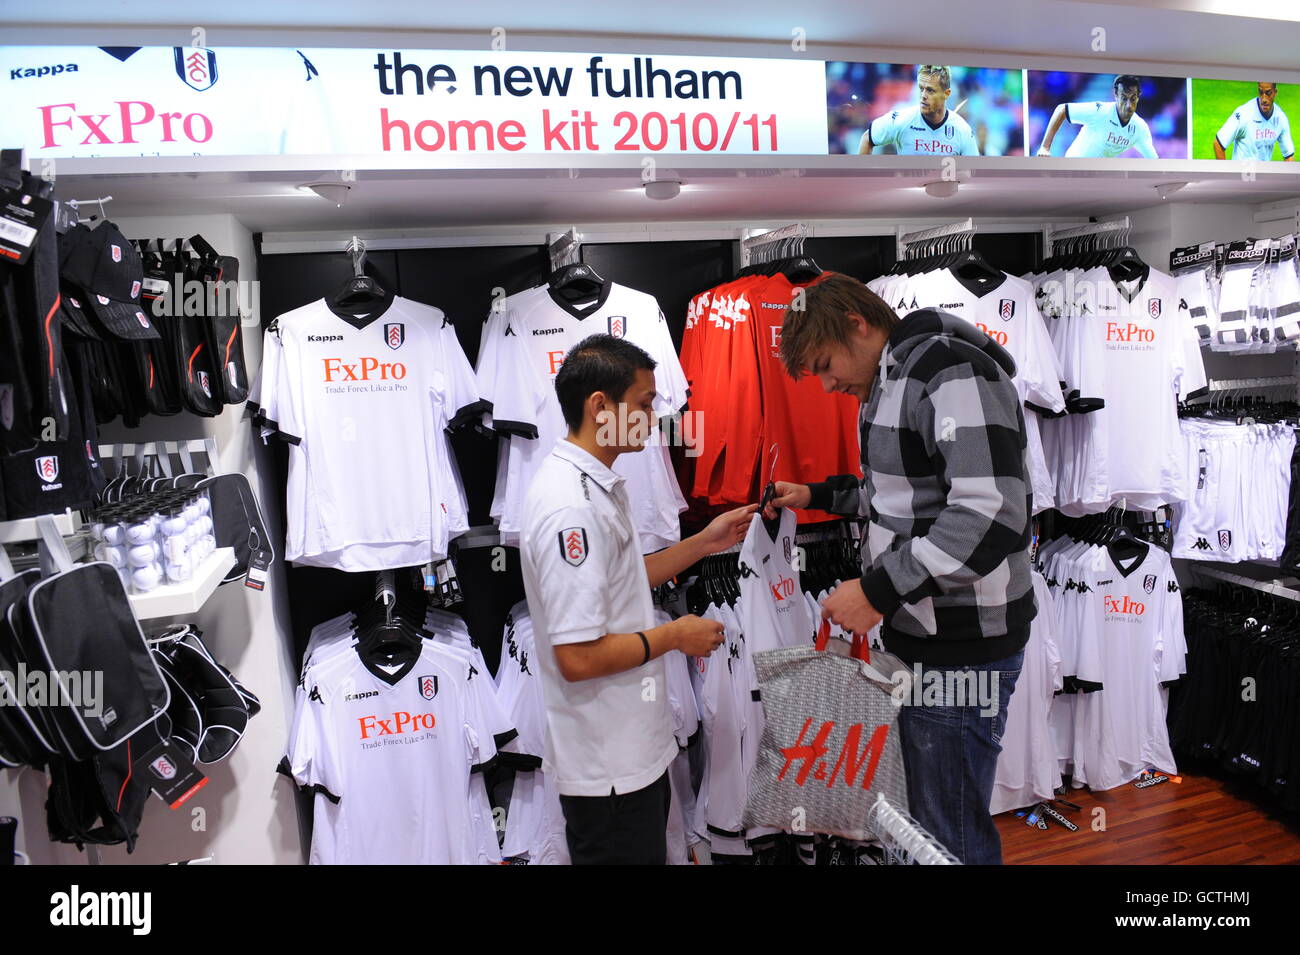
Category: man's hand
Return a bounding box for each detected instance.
[697,503,758,554]
[762,482,811,520]
[671,614,727,656]
[821,579,883,637]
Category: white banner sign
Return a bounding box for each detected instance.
[0,46,830,161]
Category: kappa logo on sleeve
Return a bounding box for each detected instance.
[559,527,588,566]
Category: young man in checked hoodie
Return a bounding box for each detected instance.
[763,272,1035,865]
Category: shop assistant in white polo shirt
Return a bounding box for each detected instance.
[520,333,755,866]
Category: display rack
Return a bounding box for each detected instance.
[547,228,583,270]
[128,547,237,621]
[896,218,974,261]
[1043,217,1131,257]
[865,794,961,865]
[1187,564,1300,601]
[0,508,82,545]
[740,222,809,267]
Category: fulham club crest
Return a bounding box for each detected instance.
[199,370,212,398]
[1148,298,1162,319]
[1143,574,1157,594]
[419,675,439,700]
[385,322,405,350]
[999,299,1015,321]
[608,315,627,339]
[150,755,177,780]
[559,527,588,566]
[782,535,793,563]
[110,244,122,263]
[1219,529,1233,551]
[36,455,59,484]
[174,47,219,91]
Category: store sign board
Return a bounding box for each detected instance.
[2,46,1285,167]
[0,46,830,160]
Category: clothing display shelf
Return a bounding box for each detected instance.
[1043,217,1132,258]
[96,438,220,479]
[740,222,809,267]
[895,218,975,262]
[128,547,236,621]
[1188,564,1300,602]
[0,509,82,545]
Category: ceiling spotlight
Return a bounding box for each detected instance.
[1156,181,1189,200]
[644,178,682,200]
[298,181,352,207]
[924,180,959,199]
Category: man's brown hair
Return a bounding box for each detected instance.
[779,272,898,378]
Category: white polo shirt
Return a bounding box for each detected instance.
[519,438,678,797]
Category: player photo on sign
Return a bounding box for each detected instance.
[1029,71,1188,159]
[825,61,1024,156]
[1191,79,1295,162]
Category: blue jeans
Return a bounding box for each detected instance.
[896,651,1023,865]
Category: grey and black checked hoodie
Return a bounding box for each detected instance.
[807,309,1036,666]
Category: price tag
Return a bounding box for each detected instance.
[0,187,52,265]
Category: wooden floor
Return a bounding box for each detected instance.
[996,768,1300,864]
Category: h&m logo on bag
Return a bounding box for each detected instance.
[385,322,405,350]
[36,454,59,484]
[558,526,588,566]
[779,717,891,790]
[999,298,1015,320]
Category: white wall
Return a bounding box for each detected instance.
[0,214,304,865]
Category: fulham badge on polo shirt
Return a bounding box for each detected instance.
[559,527,588,566]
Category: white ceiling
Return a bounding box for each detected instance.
[3,0,1300,77]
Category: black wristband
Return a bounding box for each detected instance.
[637,631,650,665]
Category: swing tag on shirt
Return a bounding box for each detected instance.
[0,188,52,265]
[135,738,209,808]
[244,550,271,591]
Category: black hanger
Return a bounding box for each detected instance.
[548,261,606,304]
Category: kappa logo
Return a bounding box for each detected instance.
[36,454,59,484]
[149,755,177,781]
[1192,537,1212,550]
[385,322,405,350]
[999,298,1015,321]
[1218,529,1233,551]
[608,315,627,339]
[1148,298,1162,319]
[174,47,218,91]
[1143,574,1157,594]
[418,674,439,700]
[110,244,122,263]
[559,526,588,566]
